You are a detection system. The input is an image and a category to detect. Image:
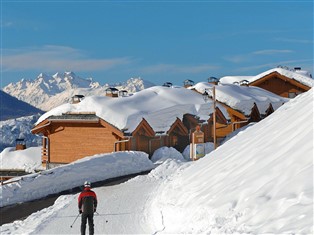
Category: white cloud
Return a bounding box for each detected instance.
[275,38,314,44]
[140,63,220,74]
[0,21,13,28]
[253,49,293,55]
[224,49,295,63]
[2,45,133,72]
[235,59,313,72]
[223,54,249,63]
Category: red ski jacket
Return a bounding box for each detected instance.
[78,187,98,214]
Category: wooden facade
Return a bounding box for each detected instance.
[128,118,155,154]
[166,118,189,152]
[182,108,228,145]
[249,72,311,98]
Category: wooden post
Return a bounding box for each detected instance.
[213,86,217,149]
[191,125,205,161]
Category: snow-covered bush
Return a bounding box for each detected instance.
[151,147,185,163]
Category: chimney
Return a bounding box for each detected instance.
[183,79,195,88]
[16,138,26,150]
[162,82,173,87]
[71,95,85,104]
[208,77,219,85]
[105,87,119,97]
[119,90,128,97]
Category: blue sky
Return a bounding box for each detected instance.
[1,0,313,87]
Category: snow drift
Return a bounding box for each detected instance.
[0,151,154,207]
[149,89,313,234]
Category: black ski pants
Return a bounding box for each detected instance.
[81,213,94,235]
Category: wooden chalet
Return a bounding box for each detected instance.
[189,82,287,142]
[183,108,229,145]
[213,100,278,139]
[239,67,313,98]
[148,118,189,154]
[31,112,209,168]
[32,112,125,168]
[249,71,311,98]
[219,67,313,98]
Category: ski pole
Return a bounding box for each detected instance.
[94,211,108,223]
[70,213,80,228]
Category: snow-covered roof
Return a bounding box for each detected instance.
[218,76,254,85]
[220,67,314,88]
[36,86,228,134]
[251,67,313,87]
[190,82,288,115]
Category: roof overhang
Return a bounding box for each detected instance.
[250,71,311,90]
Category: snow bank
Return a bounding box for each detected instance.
[0,151,154,207]
[0,147,43,172]
[150,89,313,234]
[151,147,185,163]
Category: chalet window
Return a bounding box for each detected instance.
[288,92,297,98]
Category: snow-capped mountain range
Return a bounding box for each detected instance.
[3,72,155,111]
[0,115,42,152]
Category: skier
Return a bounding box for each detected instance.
[78,181,98,235]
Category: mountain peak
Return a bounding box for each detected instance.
[64,71,76,77]
[37,73,50,79]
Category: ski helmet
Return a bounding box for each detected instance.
[84,181,91,187]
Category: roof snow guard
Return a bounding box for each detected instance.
[48,113,99,122]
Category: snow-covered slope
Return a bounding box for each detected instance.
[3,72,155,111]
[149,88,313,234]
